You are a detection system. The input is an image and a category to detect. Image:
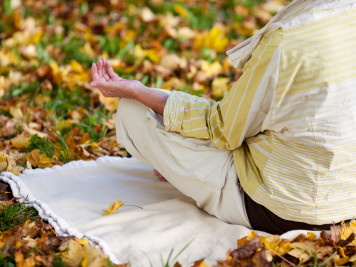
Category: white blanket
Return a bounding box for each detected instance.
[0,156,317,266]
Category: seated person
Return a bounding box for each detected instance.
[90,0,356,234]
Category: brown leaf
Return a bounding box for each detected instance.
[288,241,316,263]
[338,233,356,247]
[230,236,264,261]
[0,181,12,201]
[331,224,342,244]
[0,118,17,137]
[316,246,334,260]
[254,248,273,267]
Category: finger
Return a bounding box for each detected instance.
[98,59,104,78]
[91,63,100,80]
[104,74,111,81]
[105,59,121,80]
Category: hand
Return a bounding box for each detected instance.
[91,58,123,83]
[90,58,145,99]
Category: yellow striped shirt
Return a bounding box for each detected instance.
[163,2,356,225]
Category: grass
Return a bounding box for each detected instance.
[0,200,38,232]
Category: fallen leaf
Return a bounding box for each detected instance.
[288,241,316,263]
[102,199,124,216]
[160,54,182,71]
[98,91,120,112]
[341,220,356,246]
[231,236,264,261]
[212,77,229,98]
[140,7,156,22]
[26,149,53,169]
[0,118,17,137]
[201,60,223,78]
[11,134,31,149]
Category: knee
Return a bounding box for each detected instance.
[117,98,147,124]
[115,98,149,142]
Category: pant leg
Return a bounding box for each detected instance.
[115,98,250,227]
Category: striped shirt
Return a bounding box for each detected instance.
[163,0,356,225]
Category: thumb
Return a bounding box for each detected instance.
[91,81,119,89]
[90,81,106,88]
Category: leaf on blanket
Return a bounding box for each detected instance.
[102,199,124,216]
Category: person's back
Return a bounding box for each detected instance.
[241,0,356,225]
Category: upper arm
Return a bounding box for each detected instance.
[217,28,283,149]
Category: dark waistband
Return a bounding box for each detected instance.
[243,192,342,235]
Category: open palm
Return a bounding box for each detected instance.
[91,58,123,83]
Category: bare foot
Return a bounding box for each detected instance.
[154,170,167,182]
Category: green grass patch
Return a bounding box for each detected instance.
[29,134,55,157]
[0,200,38,232]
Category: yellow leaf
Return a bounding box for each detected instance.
[123,29,136,43]
[15,250,24,266]
[26,149,53,169]
[201,61,223,78]
[134,44,146,61]
[98,91,120,112]
[0,152,23,175]
[212,77,229,98]
[341,220,356,246]
[248,231,258,240]
[71,60,85,73]
[81,256,88,267]
[30,30,43,44]
[333,254,349,266]
[102,200,124,216]
[349,253,356,262]
[11,134,31,149]
[57,120,74,129]
[146,49,161,63]
[50,61,61,84]
[307,232,316,241]
[0,152,7,162]
[174,4,188,18]
[60,239,85,267]
[194,25,228,52]
[162,77,183,91]
[80,42,95,58]
[76,238,90,247]
[23,255,36,267]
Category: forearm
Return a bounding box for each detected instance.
[133,86,169,115]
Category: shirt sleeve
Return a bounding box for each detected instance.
[163,28,283,150]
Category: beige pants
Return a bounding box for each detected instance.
[115,97,250,227]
